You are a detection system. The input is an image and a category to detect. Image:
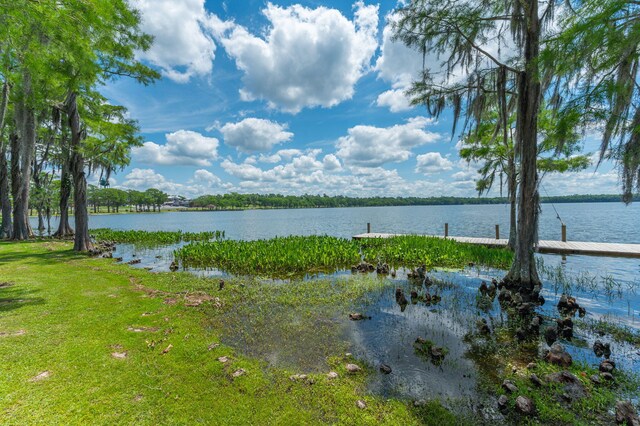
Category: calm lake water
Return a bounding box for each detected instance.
[42,202,640,243]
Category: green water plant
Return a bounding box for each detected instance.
[174,235,513,277]
[361,235,513,270]
[175,235,361,277]
[92,228,224,245]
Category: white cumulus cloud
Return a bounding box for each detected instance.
[133,130,219,166]
[415,152,454,174]
[336,117,441,167]
[132,0,217,83]
[213,2,379,113]
[220,118,293,153]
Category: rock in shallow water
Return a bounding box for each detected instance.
[379,364,392,374]
[615,400,640,426]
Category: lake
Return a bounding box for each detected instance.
[36,201,640,287]
[39,201,640,242]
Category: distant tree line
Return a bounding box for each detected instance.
[188,193,627,210]
[87,187,168,213]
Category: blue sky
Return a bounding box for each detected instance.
[100,0,621,198]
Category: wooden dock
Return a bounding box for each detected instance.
[352,233,640,259]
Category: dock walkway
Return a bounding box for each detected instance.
[352,233,640,259]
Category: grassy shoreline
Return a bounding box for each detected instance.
[2,240,638,425]
[0,241,454,425]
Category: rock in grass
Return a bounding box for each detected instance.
[530,374,543,387]
[29,371,51,382]
[514,396,535,416]
[111,351,127,359]
[601,372,615,382]
[501,380,518,394]
[232,369,246,378]
[217,356,229,363]
[545,343,572,367]
[356,400,367,409]
[327,371,338,379]
[615,400,640,426]
[289,374,308,381]
[346,363,361,373]
[600,359,616,373]
[545,371,587,401]
[497,395,509,411]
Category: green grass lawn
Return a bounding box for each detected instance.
[0,241,456,425]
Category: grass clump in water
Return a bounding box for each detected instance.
[175,235,362,277]
[361,235,513,270]
[175,235,513,278]
[92,228,224,245]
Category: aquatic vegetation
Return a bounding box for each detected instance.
[175,235,513,277]
[92,228,224,245]
[536,257,630,302]
[578,317,640,348]
[360,235,513,270]
[175,235,361,277]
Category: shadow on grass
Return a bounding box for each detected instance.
[0,240,84,266]
[0,284,45,313]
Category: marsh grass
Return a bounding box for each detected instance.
[361,235,513,270]
[578,316,640,348]
[175,235,513,278]
[92,228,224,246]
[536,257,634,302]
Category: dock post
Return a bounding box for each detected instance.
[444,223,449,238]
[367,222,371,234]
[495,224,500,240]
[561,224,567,242]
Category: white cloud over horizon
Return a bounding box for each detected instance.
[336,117,441,167]
[133,130,219,166]
[220,118,294,153]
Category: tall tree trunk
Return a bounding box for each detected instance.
[0,145,11,239]
[505,0,542,296]
[54,169,74,237]
[54,144,74,237]
[12,76,36,241]
[0,81,11,239]
[507,156,517,251]
[67,93,92,252]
